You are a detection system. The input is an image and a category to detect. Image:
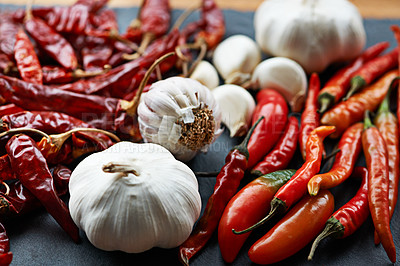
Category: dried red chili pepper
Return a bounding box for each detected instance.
[308,167,369,260]
[362,111,396,263]
[13,29,43,84]
[320,69,398,138]
[0,155,13,182]
[248,190,334,265]
[318,42,390,113]
[308,122,363,196]
[300,73,320,161]
[23,9,78,70]
[218,169,295,263]
[0,223,12,266]
[344,47,399,100]
[6,134,80,243]
[252,116,299,176]
[179,117,263,265]
[0,104,24,117]
[196,0,225,50]
[42,65,109,85]
[0,13,20,60]
[246,89,289,169]
[234,125,335,234]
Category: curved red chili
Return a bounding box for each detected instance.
[248,190,334,265]
[308,167,369,260]
[308,122,363,196]
[218,169,295,263]
[300,73,320,161]
[252,116,299,176]
[362,111,396,263]
[246,89,289,169]
[318,41,389,113]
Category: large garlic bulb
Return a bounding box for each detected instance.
[69,142,202,253]
[254,0,366,73]
[137,76,222,162]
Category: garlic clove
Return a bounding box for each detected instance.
[251,57,307,113]
[212,84,256,137]
[212,34,262,85]
[189,60,220,90]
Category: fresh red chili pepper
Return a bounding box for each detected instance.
[248,190,334,265]
[196,0,225,50]
[362,111,396,263]
[0,223,12,266]
[320,69,398,138]
[308,167,369,260]
[218,169,295,263]
[0,104,24,117]
[234,125,335,235]
[252,116,299,176]
[344,47,399,100]
[246,89,289,170]
[373,85,399,244]
[0,13,20,60]
[391,25,400,149]
[179,117,263,265]
[13,29,43,84]
[307,122,363,196]
[318,42,390,113]
[6,134,80,243]
[300,73,320,161]
[23,11,78,70]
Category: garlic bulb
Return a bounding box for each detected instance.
[254,0,366,73]
[212,84,255,137]
[68,141,202,253]
[212,34,262,85]
[137,76,222,162]
[251,57,307,112]
[189,60,220,90]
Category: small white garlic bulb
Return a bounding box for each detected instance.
[137,76,222,162]
[212,34,262,85]
[251,57,307,112]
[212,84,255,137]
[254,0,366,73]
[189,60,220,90]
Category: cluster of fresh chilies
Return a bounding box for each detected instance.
[0,0,400,266]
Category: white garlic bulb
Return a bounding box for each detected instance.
[69,142,201,253]
[189,60,220,90]
[254,0,366,73]
[212,34,262,84]
[137,76,222,162]
[212,84,256,137]
[251,57,307,112]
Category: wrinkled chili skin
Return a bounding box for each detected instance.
[0,155,14,182]
[6,135,80,243]
[318,41,389,112]
[252,116,299,176]
[247,89,288,169]
[0,223,12,266]
[196,0,225,50]
[321,70,398,138]
[0,104,24,117]
[0,14,20,60]
[248,190,334,265]
[300,73,320,161]
[218,169,295,263]
[308,122,363,196]
[140,0,171,38]
[362,121,396,263]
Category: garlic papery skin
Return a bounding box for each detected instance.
[212,34,261,85]
[251,57,307,112]
[189,60,220,90]
[68,142,201,253]
[212,84,255,137]
[137,76,222,162]
[254,0,366,73]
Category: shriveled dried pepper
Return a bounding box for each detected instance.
[320,69,398,138]
[0,14,20,60]
[318,41,389,113]
[299,73,320,161]
[308,167,369,260]
[0,104,24,117]
[179,117,263,265]
[252,116,299,176]
[218,169,295,263]
[362,111,396,263]
[234,125,335,234]
[246,89,288,169]
[308,122,363,196]
[0,223,12,266]
[6,134,80,243]
[196,0,225,50]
